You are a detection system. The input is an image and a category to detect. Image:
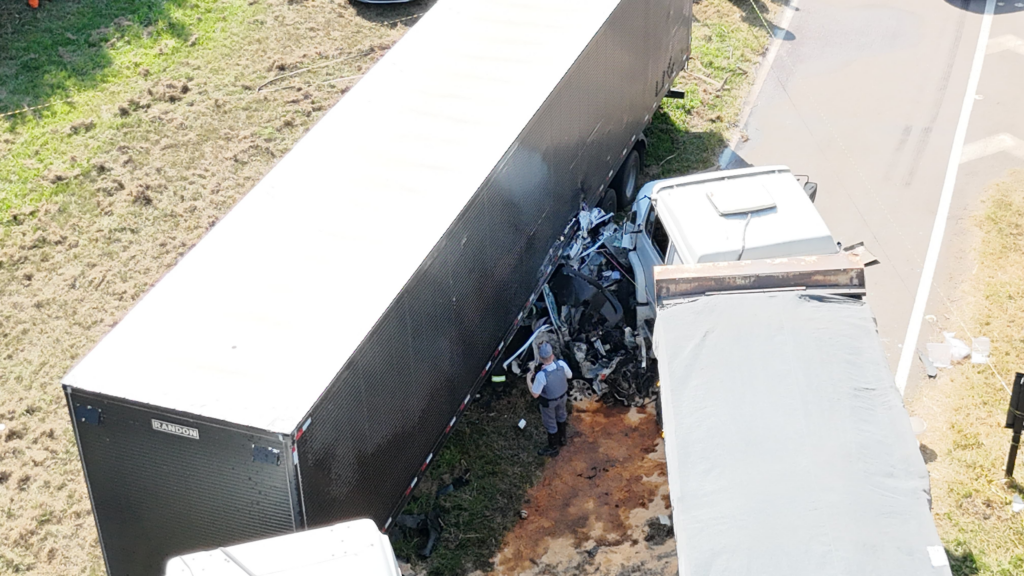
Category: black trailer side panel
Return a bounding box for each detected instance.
[297,0,692,529]
[67,390,298,576]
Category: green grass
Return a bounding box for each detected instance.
[644,0,778,178]
[0,0,261,223]
[391,384,548,575]
[912,171,1024,576]
[0,2,422,573]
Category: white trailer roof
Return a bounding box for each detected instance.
[650,166,838,264]
[163,519,399,576]
[63,0,621,432]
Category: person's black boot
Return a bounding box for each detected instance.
[556,421,567,447]
[537,433,560,456]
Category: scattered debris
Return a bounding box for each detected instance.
[918,348,938,378]
[971,336,990,364]
[435,476,469,498]
[644,516,674,546]
[509,206,658,408]
[519,510,528,519]
[518,418,527,429]
[926,333,971,369]
[1013,494,1023,514]
[393,511,444,558]
[909,416,926,436]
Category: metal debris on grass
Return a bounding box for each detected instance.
[511,206,659,408]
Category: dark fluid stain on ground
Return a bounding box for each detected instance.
[496,403,666,573]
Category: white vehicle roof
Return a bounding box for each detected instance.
[163,519,400,576]
[648,166,838,264]
[62,0,621,432]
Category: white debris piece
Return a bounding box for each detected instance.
[926,343,952,368]
[971,336,990,364]
[1013,495,1024,514]
[945,332,970,363]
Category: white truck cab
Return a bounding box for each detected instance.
[622,166,839,321]
[163,519,402,576]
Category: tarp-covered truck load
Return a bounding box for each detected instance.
[61,0,693,573]
[654,290,951,575]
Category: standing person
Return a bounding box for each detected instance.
[527,342,571,456]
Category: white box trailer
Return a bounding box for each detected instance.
[61,0,693,573]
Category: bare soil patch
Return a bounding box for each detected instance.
[488,403,675,576]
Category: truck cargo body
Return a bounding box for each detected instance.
[61,0,693,574]
[653,281,950,575]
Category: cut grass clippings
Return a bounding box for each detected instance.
[1,0,779,574]
[910,170,1024,576]
[0,1,430,573]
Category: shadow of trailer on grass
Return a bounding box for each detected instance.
[0,0,198,119]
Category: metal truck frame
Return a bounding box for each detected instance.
[60,0,693,573]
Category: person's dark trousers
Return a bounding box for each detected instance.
[556,421,567,446]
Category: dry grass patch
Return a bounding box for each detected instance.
[909,170,1024,576]
[1,1,431,573]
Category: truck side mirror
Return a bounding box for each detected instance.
[803,182,818,203]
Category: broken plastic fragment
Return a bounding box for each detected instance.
[918,348,938,378]
[909,416,926,435]
[624,327,637,349]
[971,337,990,364]
[518,419,527,430]
[1013,494,1024,514]
[926,343,952,368]
[927,546,949,568]
[944,332,970,363]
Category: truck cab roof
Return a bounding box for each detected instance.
[643,166,839,264]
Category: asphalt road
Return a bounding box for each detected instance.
[723,0,1024,395]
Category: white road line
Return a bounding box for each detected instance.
[960,133,1024,163]
[987,34,1024,55]
[718,0,799,168]
[894,0,997,395]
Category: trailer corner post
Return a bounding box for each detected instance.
[1005,372,1024,478]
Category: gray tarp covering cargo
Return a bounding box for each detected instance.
[654,292,951,575]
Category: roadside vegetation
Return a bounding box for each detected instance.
[911,171,1024,576]
[398,1,782,574]
[646,0,781,177]
[0,0,779,574]
[1,1,428,573]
